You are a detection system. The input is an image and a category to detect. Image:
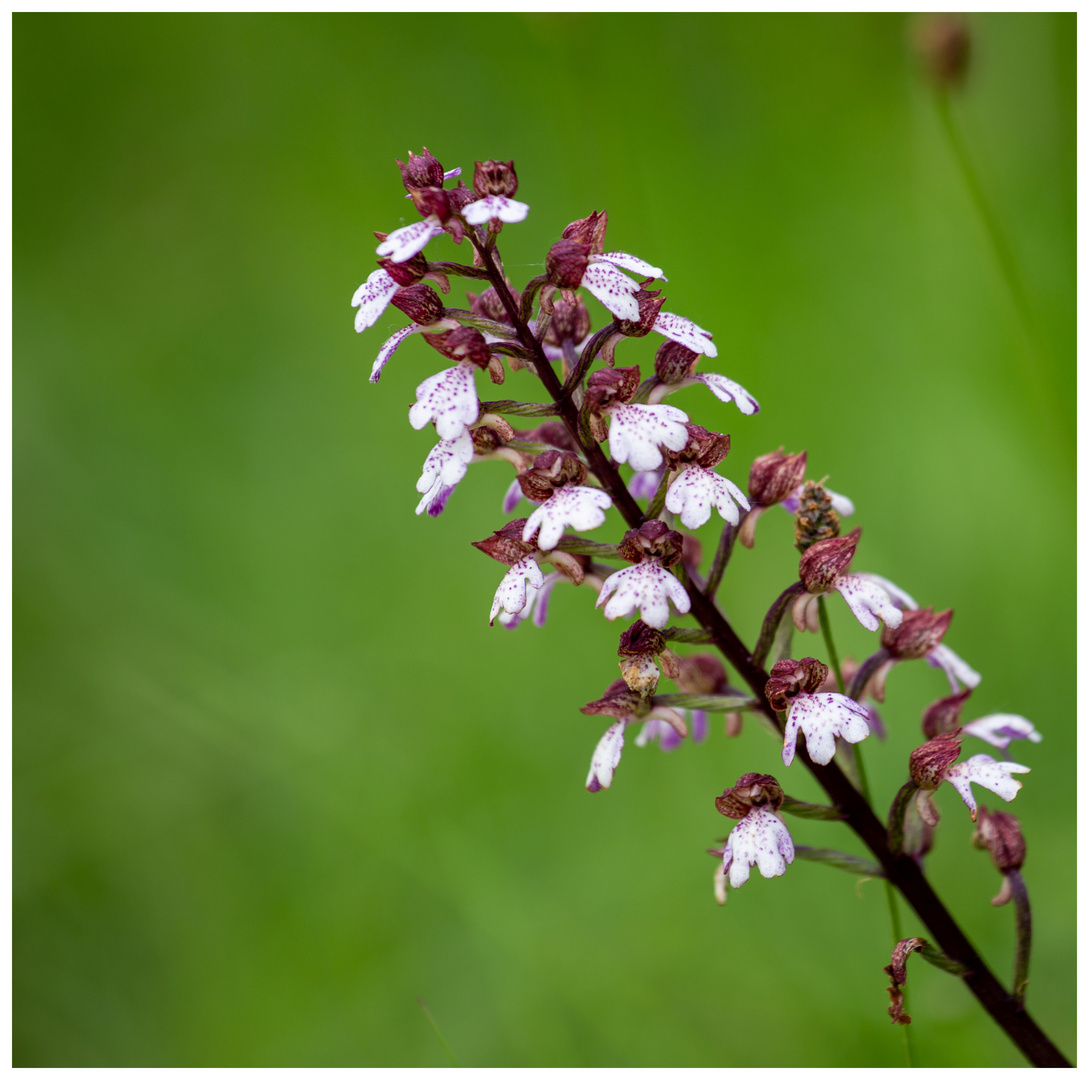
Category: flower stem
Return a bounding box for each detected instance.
[1008,870,1032,1008]
[817,595,845,694]
[706,520,737,598]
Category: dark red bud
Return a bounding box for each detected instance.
[909,732,963,789]
[544,295,592,345]
[617,520,684,567]
[390,283,445,326]
[410,185,453,223]
[396,147,446,191]
[561,210,608,254]
[973,806,1026,873]
[765,657,828,710]
[617,620,666,659]
[654,340,700,384]
[380,252,428,288]
[883,607,953,660]
[799,528,860,593]
[748,448,807,506]
[545,240,590,290]
[580,678,644,719]
[472,159,518,198]
[422,325,492,369]
[921,687,973,739]
[714,773,784,819]
[471,520,536,566]
[617,288,666,338]
[585,365,641,414]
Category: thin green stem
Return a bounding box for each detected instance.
[417,998,460,1067]
[816,596,845,694]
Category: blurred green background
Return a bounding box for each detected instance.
[15,12,1074,1067]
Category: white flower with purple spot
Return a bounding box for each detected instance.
[665,465,751,530]
[606,402,690,472]
[941,755,1030,821]
[651,311,716,358]
[498,571,562,629]
[721,807,795,888]
[597,560,690,629]
[489,556,543,626]
[463,195,530,225]
[793,574,903,634]
[376,216,446,263]
[586,720,627,792]
[961,714,1042,751]
[409,364,480,441]
[781,692,872,766]
[521,485,613,551]
[415,429,473,518]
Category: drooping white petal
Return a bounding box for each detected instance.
[596,559,690,629]
[416,429,473,495]
[375,216,444,263]
[665,465,750,530]
[370,324,424,383]
[945,755,1030,819]
[462,195,530,225]
[409,364,480,440]
[415,481,457,517]
[605,402,689,472]
[927,643,982,692]
[691,372,758,414]
[652,312,717,358]
[722,808,794,889]
[833,574,903,632]
[581,262,641,321]
[791,590,821,634]
[596,250,666,281]
[586,720,626,792]
[854,573,917,611]
[499,571,562,629]
[489,556,544,625]
[961,714,1042,751]
[521,485,613,551]
[782,692,871,767]
[352,268,400,332]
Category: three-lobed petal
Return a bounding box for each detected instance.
[463,195,530,225]
[352,268,400,333]
[521,485,613,551]
[489,556,544,625]
[606,402,689,472]
[597,559,691,629]
[415,429,473,517]
[721,807,795,888]
[665,464,750,530]
[782,692,871,766]
[409,364,480,440]
[944,754,1031,819]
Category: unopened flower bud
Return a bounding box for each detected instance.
[391,283,446,326]
[921,688,973,739]
[562,210,608,253]
[533,420,582,454]
[580,678,645,719]
[617,288,665,338]
[617,520,684,567]
[798,527,860,593]
[909,732,962,789]
[617,620,666,659]
[654,340,700,384]
[544,295,591,345]
[472,159,518,198]
[467,285,517,325]
[410,185,453,223]
[422,325,492,369]
[675,653,730,696]
[883,607,953,659]
[794,481,841,552]
[913,13,970,89]
[714,773,785,819]
[545,240,590,290]
[748,448,807,507]
[973,806,1026,875]
[471,519,537,566]
[446,179,476,216]
[396,147,446,191]
[765,657,828,711]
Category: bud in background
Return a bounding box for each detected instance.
[913,13,971,90]
[739,448,807,548]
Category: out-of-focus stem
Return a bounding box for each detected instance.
[1008,870,1032,1008]
[706,520,737,598]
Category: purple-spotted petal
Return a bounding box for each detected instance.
[416,429,473,496]
[945,754,1030,818]
[499,571,561,629]
[375,216,444,263]
[722,808,794,888]
[691,372,758,414]
[352,268,400,332]
[854,573,917,611]
[833,574,903,632]
[665,464,750,530]
[371,324,424,383]
[596,559,690,629]
[606,402,689,472]
[415,481,457,517]
[961,714,1041,751]
[462,195,530,225]
[581,262,641,321]
[586,720,626,792]
[409,364,480,440]
[489,556,543,625]
[596,250,666,281]
[652,312,717,358]
[521,485,613,551]
[782,692,871,766]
